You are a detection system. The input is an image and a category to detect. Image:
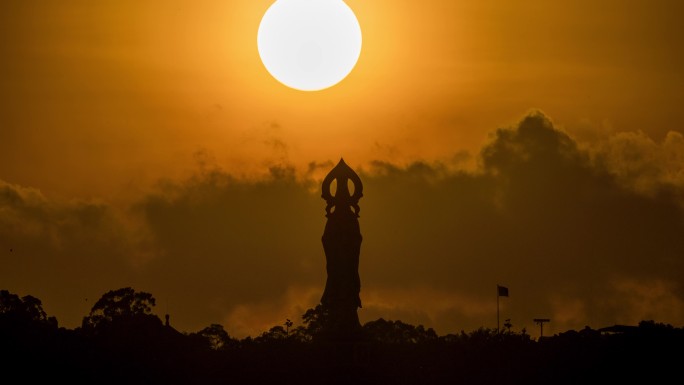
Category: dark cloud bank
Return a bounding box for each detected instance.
[2,112,683,336]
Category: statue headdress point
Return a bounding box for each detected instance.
[321,158,363,217]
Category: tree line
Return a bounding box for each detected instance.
[1,287,682,384]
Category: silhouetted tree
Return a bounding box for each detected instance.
[504,318,512,333]
[300,304,328,339]
[81,287,159,331]
[190,323,237,350]
[285,318,293,336]
[638,319,675,333]
[363,318,438,344]
[255,325,289,343]
[0,290,57,327]
[462,327,499,344]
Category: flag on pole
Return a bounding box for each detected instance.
[497,285,509,297]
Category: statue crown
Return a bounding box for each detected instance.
[321,158,363,217]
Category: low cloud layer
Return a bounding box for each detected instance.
[2,112,683,337]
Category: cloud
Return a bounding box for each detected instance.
[135,165,324,334]
[356,112,684,333]
[0,180,145,325]
[593,130,684,196]
[1,111,683,337]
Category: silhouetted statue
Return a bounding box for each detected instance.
[320,158,364,340]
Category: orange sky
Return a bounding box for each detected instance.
[1,1,684,337]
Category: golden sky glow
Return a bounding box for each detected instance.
[1,1,684,337]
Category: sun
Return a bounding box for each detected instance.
[257,0,362,92]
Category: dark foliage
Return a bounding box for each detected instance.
[2,288,683,384]
[81,287,157,331]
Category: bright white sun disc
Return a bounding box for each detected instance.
[257,0,362,91]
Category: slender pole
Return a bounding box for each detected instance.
[533,319,550,339]
[497,287,500,334]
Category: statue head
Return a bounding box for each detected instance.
[321,158,363,217]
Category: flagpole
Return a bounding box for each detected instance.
[496,285,500,334]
